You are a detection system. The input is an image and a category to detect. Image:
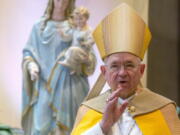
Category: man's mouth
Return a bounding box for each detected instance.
[119,80,127,84]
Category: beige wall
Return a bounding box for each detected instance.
[0,0,149,128]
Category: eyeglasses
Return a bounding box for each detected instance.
[106,62,140,72]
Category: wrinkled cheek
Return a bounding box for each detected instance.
[131,75,140,88]
[109,72,118,85]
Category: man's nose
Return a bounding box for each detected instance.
[117,66,128,77]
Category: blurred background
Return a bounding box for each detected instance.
[0,0,179,128]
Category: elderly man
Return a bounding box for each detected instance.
[71,3,180,135]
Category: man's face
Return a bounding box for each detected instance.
[101,52,145,99]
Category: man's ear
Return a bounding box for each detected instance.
[140,64,145,75]
[100,65,106,76]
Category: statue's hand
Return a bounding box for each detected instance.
[28,62,39,81]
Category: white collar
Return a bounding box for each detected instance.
[118,94,136,104]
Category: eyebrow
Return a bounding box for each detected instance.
[108,60,140,66]
[124,60,134,63]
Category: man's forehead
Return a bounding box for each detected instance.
[109,52,138,59]
[104,52,141,64]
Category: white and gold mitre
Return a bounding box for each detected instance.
[93,3,152,60]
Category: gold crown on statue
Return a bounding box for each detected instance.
[93,3,152,60]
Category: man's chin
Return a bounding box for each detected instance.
[117,88,133,99]
[117,85,129,91]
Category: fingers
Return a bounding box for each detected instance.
[102,98,128,134]
[30,70,39,81]
[31,74,35,81]
[101,97,118,134]
[106,97,118,110]
[117,101,128,115]
[107,97,128,116]
[27,62,39,81]
[107,88,122,102]
[30,72,39,81]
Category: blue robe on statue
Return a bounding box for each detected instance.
[22,19,95,135]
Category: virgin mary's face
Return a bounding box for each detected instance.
[53,0,70,11]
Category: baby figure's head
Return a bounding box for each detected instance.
[72,7,90,29]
